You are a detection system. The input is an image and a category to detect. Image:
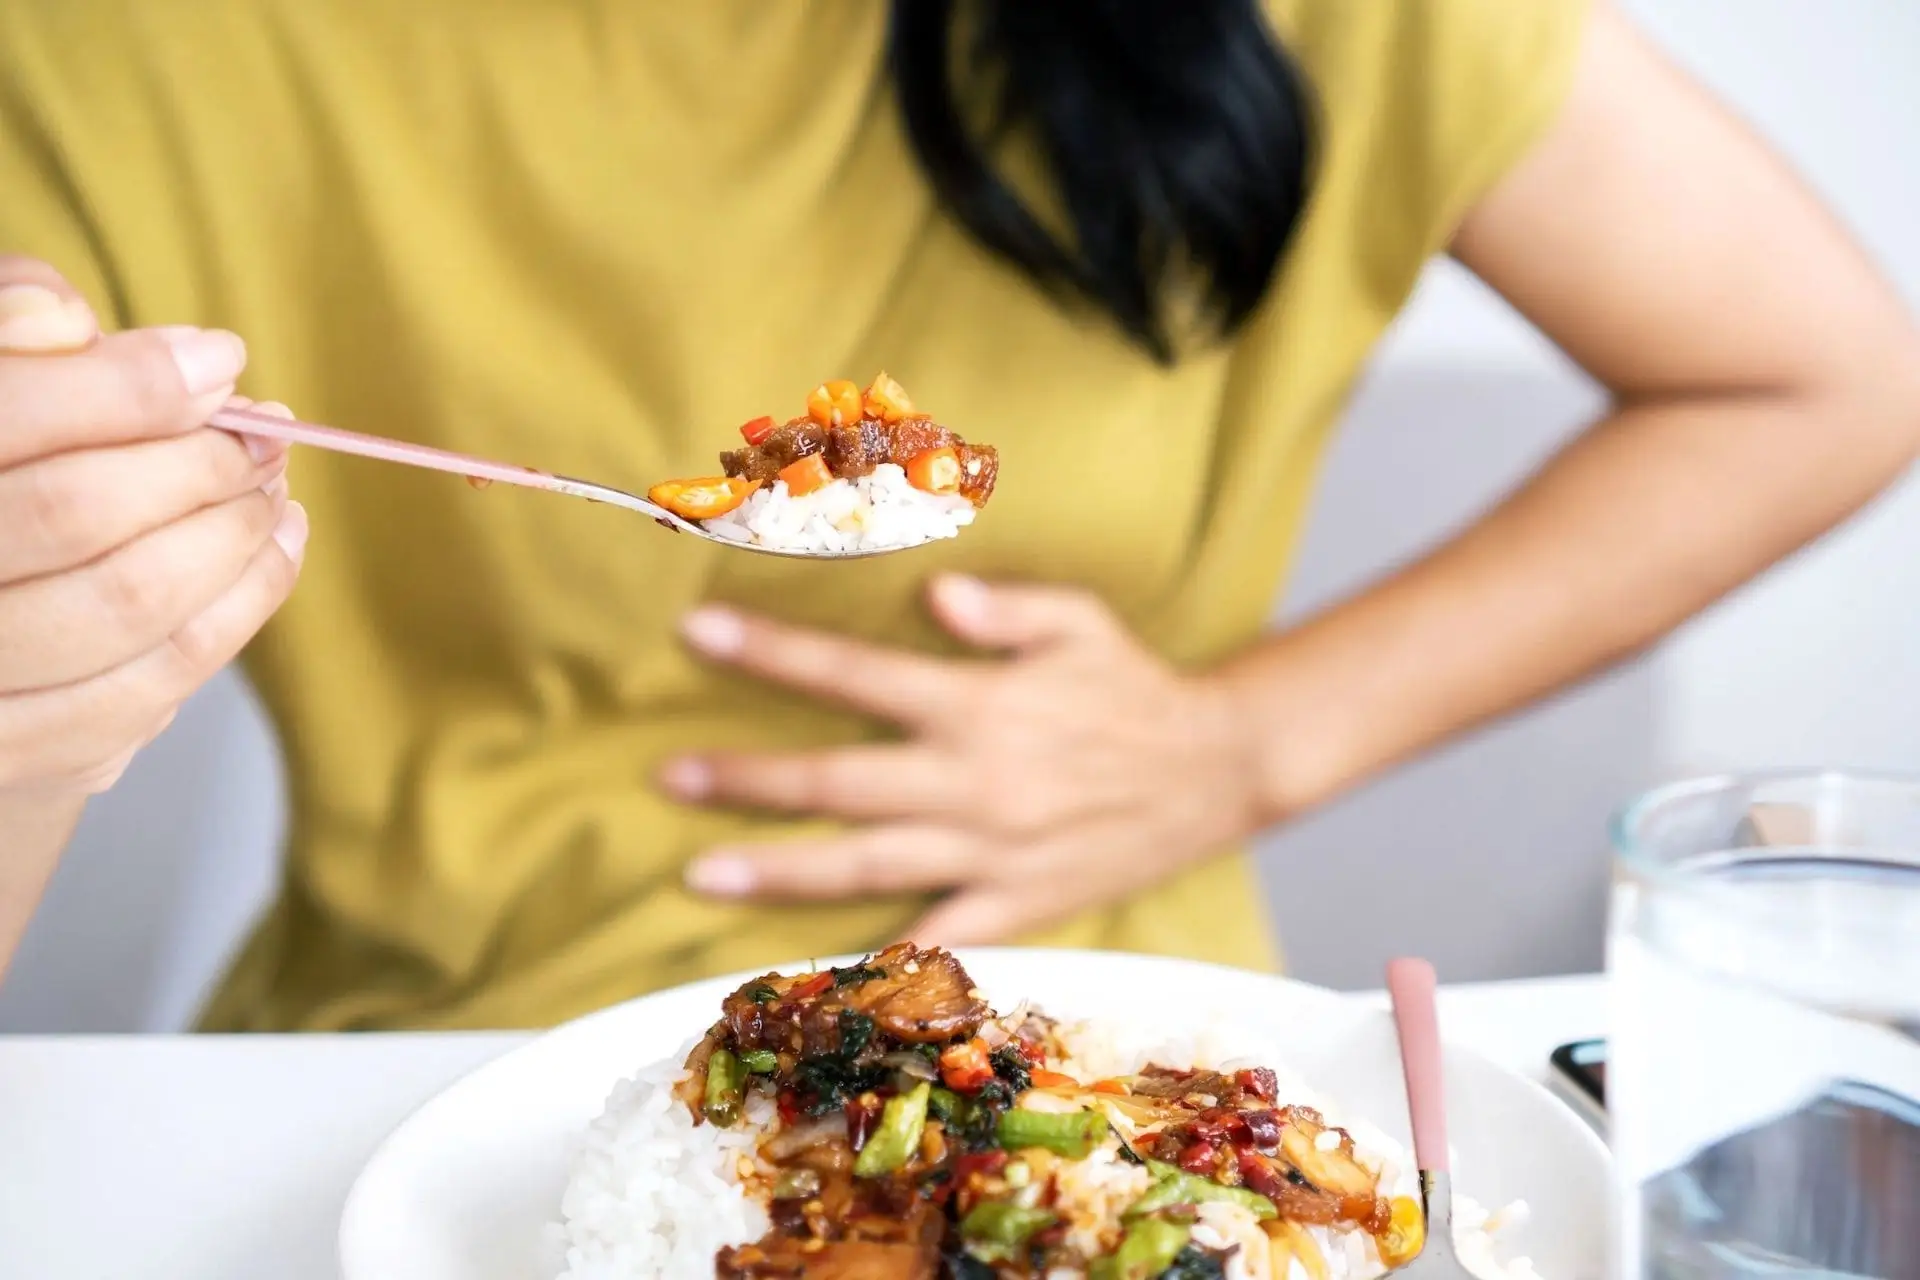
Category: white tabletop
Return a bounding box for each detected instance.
[0,974,1604,1280]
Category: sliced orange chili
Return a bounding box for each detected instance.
[778,453,834,497]
[805,379,863,428]
[904,446,962,495]
[862,372,914,423]
[739,415,776,446]
[1090,1079,1131,1096]
[646,476,759,521]
[938,1039,995,1093]
[1028,1069,1078,1090]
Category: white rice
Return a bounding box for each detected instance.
[551,1018,1541,1280]
[548,1039,770,1280]
[702,463,976,553]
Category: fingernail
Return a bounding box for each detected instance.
[686,856,755,896]
[0,284,91,351]
[660,757,712,800]
[160,327,247,397]
[681,606,745,658]
[272,500,309,564]
[936,574,990,625]
[242,434,278,464]
[262,469,289,503]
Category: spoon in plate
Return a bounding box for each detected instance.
[209,404,909,561]
[1385,957,1474,1279]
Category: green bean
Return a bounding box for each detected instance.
[1125,1161,1276,1221]
[995,1106,1109,1159]
[852,1081,930,1178]
[1089,1217,1192,1280]
[702,1048,747,1128]
[958,1200,1058,1261]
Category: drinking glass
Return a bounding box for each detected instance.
[1608,771,1920,1279]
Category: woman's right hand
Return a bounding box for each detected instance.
[0,256,308,797]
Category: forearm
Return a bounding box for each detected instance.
[0,790,87,982]
[1218,380,1920,820]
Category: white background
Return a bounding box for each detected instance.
[2,0,1915,1028]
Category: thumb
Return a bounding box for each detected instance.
[0,257,99,354]
[927,574,1115,652]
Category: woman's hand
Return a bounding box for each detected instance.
[663,575,1270,945]
[0,258,308,797]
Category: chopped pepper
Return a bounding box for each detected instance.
[739,1049,779,1074]
[905,446,962,495]
[863,372,914,423]
[852,1081,930,1178]
[702,1048,746,1128]
[1028,1068,1078,1090]
[806,379,864,428]
[787,971,834,1002]
[1090,1218,1193,1280]
[996,1107,1109,1159]
[1377,1196,1426,1268]
[778,453,833,498]
[646,476,759,521]
[959,1201,1059,1263]
[940,1039,995,1093]
[738,415,776,446]
[1125,1161,1277,1221]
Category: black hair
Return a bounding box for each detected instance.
[887,0,1316,365]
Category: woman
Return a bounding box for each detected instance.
[0,1,1914,1030]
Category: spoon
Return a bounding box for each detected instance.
[1385,957,1474,1279]
[209,405,907,560]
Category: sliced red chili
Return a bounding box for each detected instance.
[1235,1067,1279,1102]
[1177,1141,1219,1175]
[788,972,834,1002]
[739,415,776,446]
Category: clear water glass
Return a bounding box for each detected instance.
[1608,772,1920,1279]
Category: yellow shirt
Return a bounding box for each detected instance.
[0,0,1586,1030]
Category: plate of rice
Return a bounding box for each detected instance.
[338,948,1605,1280]
[647,374,998,556]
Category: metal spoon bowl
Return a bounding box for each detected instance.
[210,405,922,560]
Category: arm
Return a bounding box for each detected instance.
[0,792,87,982]
[1216,2,1920,818]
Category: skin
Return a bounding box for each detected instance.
[1,4,1917,976]
[662,4,1920,943]
[0,264,308,979]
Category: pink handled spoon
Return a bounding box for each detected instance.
[1385,957,1473,1277]
[209,405,907,560]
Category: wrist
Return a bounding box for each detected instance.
[1196,642,1364,830]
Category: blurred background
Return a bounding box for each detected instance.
[3,0,1915,1032]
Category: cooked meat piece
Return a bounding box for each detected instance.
[834,944,989,1044]
[825,418,891,478]
[1129,1066,1243,1104]
[955,444,998,506]
[716,1239,936,1280]
[1239,1148,1390,1233]
[677,1028,724,1116]
[721,418,828,483]
[882,418,958,464]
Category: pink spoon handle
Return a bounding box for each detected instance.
[208,405,683,527]
[210,406,568,492]
[1387,957,1449,1173]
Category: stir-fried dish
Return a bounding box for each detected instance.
[648,375,999,523]
[674,946,1425,1279]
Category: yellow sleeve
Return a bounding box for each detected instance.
[1274,0,1592,291]
[0,10,121,321]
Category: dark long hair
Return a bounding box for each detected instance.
[887,0,1316,364]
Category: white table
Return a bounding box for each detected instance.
[0,974,1603,1280]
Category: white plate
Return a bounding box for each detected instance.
[339,948,1607,1280]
